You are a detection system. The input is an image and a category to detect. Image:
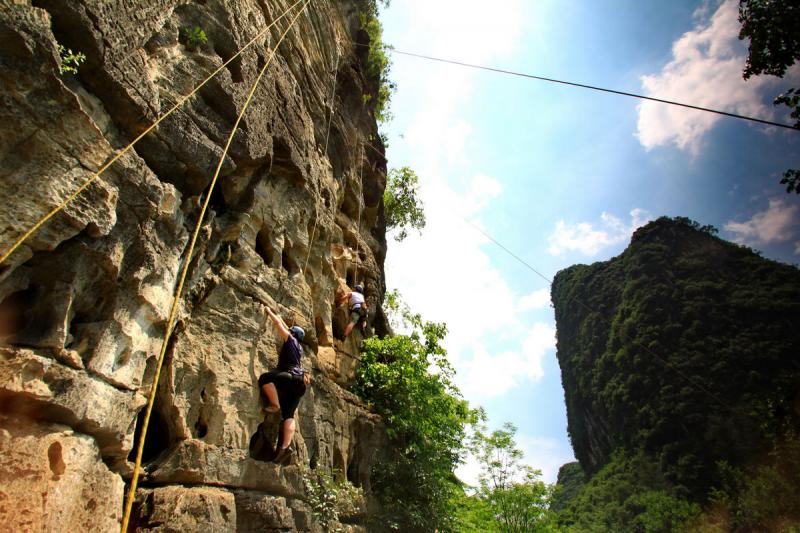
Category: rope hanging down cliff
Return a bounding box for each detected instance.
[353,143,365,286]
[0,0,305,268]
[304,41,341,275]
[119,3,311,531]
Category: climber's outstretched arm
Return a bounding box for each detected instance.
[266,306,290,342]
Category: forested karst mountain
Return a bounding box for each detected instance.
[552,217,800,502]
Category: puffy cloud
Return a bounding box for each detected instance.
[454,323,556,400]
[517,435,577,484]
[457,432,575,486]
[724,198,799,246]
[548,209,653,257]
[517,288,551,312]
[636,0,800,153]
[391,0,524,62]
[462,174,503,215]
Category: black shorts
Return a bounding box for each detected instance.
[258,371,307,420]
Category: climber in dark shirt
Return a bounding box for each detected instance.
[258,306,308,464]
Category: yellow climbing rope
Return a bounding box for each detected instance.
[119,2,310,531]
[0,0,304,268]
[303,40,341,275]
[353,142,364,286]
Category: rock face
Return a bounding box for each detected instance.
[551,217,800,496]
[0,0,389,530]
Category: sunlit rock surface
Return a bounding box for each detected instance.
[0,0,389,530]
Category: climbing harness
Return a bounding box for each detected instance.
[0,0,306,268]
[119,2,311,530]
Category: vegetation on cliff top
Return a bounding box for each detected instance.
[360,0,395,124]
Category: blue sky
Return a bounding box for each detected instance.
[376,0,800,483]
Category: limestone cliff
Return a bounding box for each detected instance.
[552,217,800,498]
[0,0,390,530]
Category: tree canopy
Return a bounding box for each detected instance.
[383,166,426,241]
[354,294,476,531]
[737,0,800,192]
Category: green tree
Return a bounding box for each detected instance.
[737,0,800,192]
[452,489,497,532]
[354,294,477,531]
[555,452,700,532]
[471,422,554,532]
[383,167,426,241]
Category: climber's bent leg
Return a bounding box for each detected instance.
[258,371,291,412]
[261,383,280,412]
[343,309,361,338]
[280,418,295,449]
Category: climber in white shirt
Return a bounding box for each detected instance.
[337,284,368,338]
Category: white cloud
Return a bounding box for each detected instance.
[795,242,800,256]
[457,431,576,487]
[548,209,653,257]
[636,0,800,153]
[517,288,551,312]
[384,0,532,374]
[384,0,575,485]
[462,174,503,215]
[392,0,524,63]
[517,435,576,484]
[522,323,556,380]
[455,323,556,400]
[724,198,799,246]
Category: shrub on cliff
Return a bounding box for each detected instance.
[360,1,395,123]
[354,297,477,532]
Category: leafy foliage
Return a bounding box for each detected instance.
[302,468,364,532]
[359,2,396,123]
[780,167,800,193]
[738,0,800,79]
[556,451,700,532]
[354,296,477,531]
[178,25,208,51]
[383,167,426,241]
[549,462,586,513]
[737,0,800,191]
[552,217,800,525]
[452,489,497,532]
[468,422,554,532]
[57,45,85,75]
[708,436,800,531]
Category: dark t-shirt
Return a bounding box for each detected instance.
[279,335,303,375]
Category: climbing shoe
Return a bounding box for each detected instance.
[261,404,280,416]
[273,446,294,465]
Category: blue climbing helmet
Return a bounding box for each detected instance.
[290,326,305,342]
[354,284,364,294]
